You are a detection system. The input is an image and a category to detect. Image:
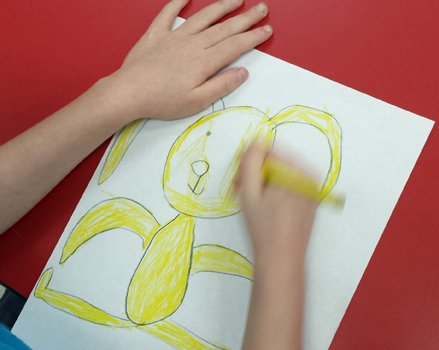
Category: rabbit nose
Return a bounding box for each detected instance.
[191,160,209,177]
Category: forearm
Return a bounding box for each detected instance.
[242,254,306,350]
[0,77,127,234]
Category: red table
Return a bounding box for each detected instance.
[1,0,438,348]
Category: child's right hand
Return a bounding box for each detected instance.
[237,145,318,350]
[236,145,318,270]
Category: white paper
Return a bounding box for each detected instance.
[13,17,434,350]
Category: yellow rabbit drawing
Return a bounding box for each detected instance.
[34,102,342,350]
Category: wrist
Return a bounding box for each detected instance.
[254,246,306,283]
[90,74,139,129]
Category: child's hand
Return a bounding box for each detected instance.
[236,145,317,269]
[107,0,272,121]
[237,145,317,350]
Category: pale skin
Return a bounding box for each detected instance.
[1,0,316,349]
[237,145,317,350]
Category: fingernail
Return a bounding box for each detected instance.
[262,24,272,33]
[257,2,268,16]
[237,67,249,83]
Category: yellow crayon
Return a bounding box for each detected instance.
[261,157,345,210]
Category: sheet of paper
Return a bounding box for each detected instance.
[13,17,434,350]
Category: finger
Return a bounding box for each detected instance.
[266,149,297,169]
[238,144,268,207]
[200,2,268,48]
[206,25,272,74]
[266,149,317,180]
[178,0,244,35]
[191,67,248,110]
[150,0,191,31]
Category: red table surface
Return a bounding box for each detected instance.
[1,0,438,348]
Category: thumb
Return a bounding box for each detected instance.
[238,144,267,209]
[192,67,248,108]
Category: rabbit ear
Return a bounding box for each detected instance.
[211,97,225,113]
[269,106,342,200]
[98,118,148,185]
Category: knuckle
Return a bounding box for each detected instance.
[216,0,230,13]
[231,15,252,31]
[244,9,258,21]
[251,28,267,43]
[205,6,218,20]
[219,0,232,7]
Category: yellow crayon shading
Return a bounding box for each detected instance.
[261,157,345,210]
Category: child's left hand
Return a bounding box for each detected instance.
[0,0,272,234]
[106,0,272,122]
